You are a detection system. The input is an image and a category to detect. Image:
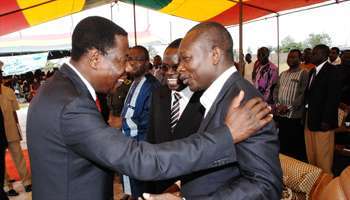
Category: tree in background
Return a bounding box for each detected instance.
[304,33,332,48]
[279,33,332,53]
[280,36,304,53]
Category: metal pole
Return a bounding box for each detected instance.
[169,21,173,43]
[132,0,137,45]
[277,14,280,72]
[239,0,244,75]
[110,3,113,21]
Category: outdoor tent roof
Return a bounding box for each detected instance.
[1,0,327,36]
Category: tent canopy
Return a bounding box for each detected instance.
[1,0,327,36]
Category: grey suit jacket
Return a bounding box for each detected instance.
[26,64,236,200]
[181,71,283,200]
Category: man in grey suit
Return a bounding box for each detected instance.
[27,16,272,200]
[144,22,282,200]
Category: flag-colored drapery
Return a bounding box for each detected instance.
[0,0,327,36]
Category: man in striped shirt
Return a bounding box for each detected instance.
[273,49,309,161]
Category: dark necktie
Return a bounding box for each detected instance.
[170,92,181,132]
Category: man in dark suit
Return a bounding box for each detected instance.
[144,22,282,200]
[26,16,272,200]
[304,44,342,174]
[146,38,204,194]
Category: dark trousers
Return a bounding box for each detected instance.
[276,117,307,162]
[0,148,9,200]
[130,178,148,198]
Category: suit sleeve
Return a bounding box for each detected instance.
[60,96,237,181]
[184,123,283,200]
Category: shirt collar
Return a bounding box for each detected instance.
[65,61,96,101]
[315,61,327,75]
[172,86,193,101]
[200,66,237,116]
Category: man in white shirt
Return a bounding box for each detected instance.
[144,22,282,200]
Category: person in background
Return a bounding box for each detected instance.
[329,47,341,65]
[107,74,132,128]
[300,48,315,71]
[273,49,308,161]
[304,44,342,174]
[0,62,32,196]
[244,53,254,84]
[121,46,161,199]
[153,55,167,85]
[0,61,9,200]
[253,47,278,105]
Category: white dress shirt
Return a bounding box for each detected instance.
[315,61,327,75]
[200,67,237,117]
[171,86,193,118]
[66,61,96,101]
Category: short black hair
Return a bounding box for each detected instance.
[331,47,340,54]
[131,45,149,61]
[71,16,128,61]
[314,44,330,59]
[189,22,234,61]
[290,49,302,58]
[167,38,182,49]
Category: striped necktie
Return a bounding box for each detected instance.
[170,92,181,132]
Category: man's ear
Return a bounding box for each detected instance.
[87,48,100,70]
[212,46,221,65]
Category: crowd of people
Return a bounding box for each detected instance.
[0,15,349,200]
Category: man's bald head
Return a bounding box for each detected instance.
[187,22,234,61]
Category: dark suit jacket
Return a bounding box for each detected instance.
[26,64,236,200]
[305,62,342,131]
[146,86,204,193]
[181,71,283,200]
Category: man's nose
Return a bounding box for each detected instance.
[177,63,185,73]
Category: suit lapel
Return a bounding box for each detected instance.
[197,72,241,133]
[309,62,329,90]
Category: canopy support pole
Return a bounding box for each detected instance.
[239,0,244,75]
[132,0,137,45]
[277,14,280,72]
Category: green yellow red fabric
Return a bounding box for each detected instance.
[0,0,326,36]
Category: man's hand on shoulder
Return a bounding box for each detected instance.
[225,90,272,144]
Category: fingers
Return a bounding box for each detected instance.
[243,97,263,110]
[250,101,268,116]
[255,105,271,120]
[258,114,273,128]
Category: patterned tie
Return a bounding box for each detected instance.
[170,92,181,132]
